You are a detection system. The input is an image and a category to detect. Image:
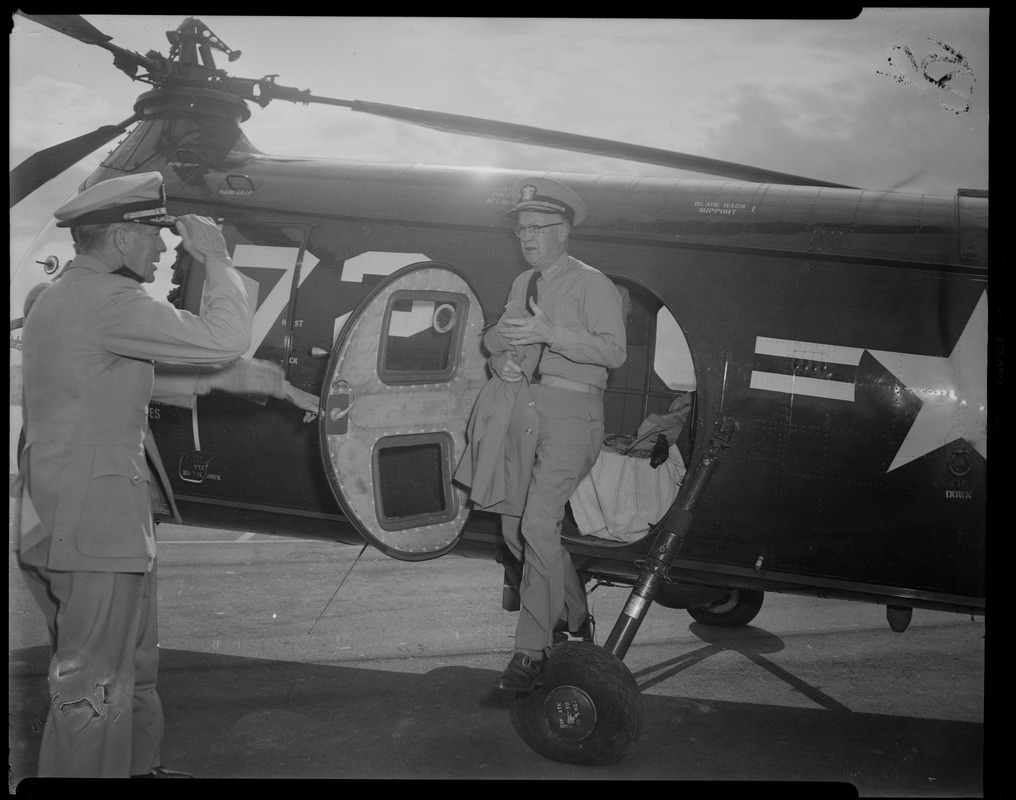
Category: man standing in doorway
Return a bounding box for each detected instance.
[485,177,627,691]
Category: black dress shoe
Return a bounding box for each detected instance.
[553,613,595,644]
[495,652,546,692]
[131,766,194,778]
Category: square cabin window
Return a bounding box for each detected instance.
[373,433,457,530]
[377,291,467,384]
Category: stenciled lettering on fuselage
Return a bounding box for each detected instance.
[693,200,755,215]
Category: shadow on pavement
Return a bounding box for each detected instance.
[10,643,983,792]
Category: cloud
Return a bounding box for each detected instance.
[707,67,988,194]
[9,76,128,162]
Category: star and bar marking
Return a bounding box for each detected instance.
[749,292,987,472]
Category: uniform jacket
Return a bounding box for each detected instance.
[455,303,545,515]
[17,254,252,572]
[455,369,539,516]
[457,254,625,515]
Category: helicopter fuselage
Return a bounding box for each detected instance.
[12,86,987,620]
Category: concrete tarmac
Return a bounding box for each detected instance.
[9,523,988,793]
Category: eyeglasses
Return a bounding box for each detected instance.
[514,223,564,238]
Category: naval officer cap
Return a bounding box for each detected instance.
[507,177,587,227]
[54,172,177,228]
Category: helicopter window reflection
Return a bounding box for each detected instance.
[378,291,467,384]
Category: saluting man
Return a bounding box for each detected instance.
[484,177,627,691]
[14,172,316,778]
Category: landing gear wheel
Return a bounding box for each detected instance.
[687,588,764,627]
[509,641,642,765]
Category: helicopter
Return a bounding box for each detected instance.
[9,15,987,766]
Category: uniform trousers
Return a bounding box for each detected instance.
[19,559,164,778]
[501,382,604,657]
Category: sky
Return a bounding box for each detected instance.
[10,11,990,283]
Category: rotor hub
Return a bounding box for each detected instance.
[133,86,251,124]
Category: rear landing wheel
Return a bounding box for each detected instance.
[687,588,764,627]
[509,641,642,765]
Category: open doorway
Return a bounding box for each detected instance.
[604,279,696,456]
[563,278,697,544]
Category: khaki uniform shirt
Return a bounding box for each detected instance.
[483,254,627,389]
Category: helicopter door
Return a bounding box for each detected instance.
[319,262,488,560]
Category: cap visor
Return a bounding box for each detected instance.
[507,201,568,216]
[135,215,178,228]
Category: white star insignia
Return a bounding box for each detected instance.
[870,291,987,472]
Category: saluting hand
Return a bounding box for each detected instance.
[175,215,232,266]
[499,299,557,346]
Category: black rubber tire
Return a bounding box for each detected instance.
[509,641,642,765]
[687,588,764,627]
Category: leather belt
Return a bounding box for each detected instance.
[532,374,604,398]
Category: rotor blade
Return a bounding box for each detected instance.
[348,100,855,189]
[18,13,113,45]
[247,82,851,188]
[10,115,139,208]
[18,13,156,76]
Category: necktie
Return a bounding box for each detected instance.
[526,271,539,315]
[526,271,544,381]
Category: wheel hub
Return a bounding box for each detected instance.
[543,684,597,742]
[704,590,739,614]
